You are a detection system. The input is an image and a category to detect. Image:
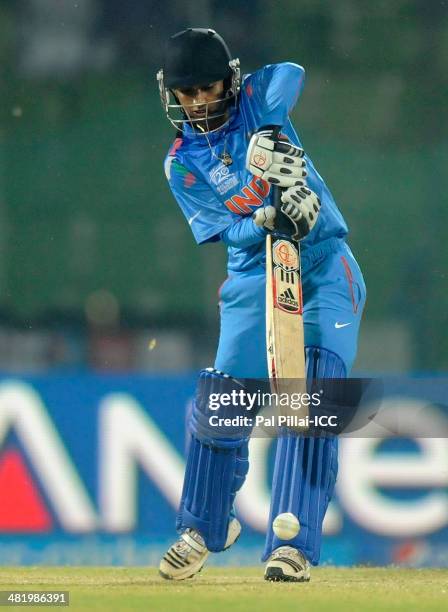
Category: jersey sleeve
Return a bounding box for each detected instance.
[220,216,267,248]
[247,62,305,128]
[165,157,235,244]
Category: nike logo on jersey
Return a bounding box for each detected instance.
[188,211,201,225]
[335,322,352,329]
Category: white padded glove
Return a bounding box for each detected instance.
[281,185,321,236]
[246,129,307,188]
[252,205,277,231]
[253,187,321,240]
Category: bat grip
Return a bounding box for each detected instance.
[273,185,299,241]
[269,126,300,242]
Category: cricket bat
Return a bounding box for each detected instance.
[266,186,308,429]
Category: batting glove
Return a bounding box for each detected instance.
[246,129,307,188]
[253,205,277,231]
[281,185,321,238]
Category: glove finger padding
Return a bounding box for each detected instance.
[262,173,306,188]
[281,186,321,238]
[274,140,305,158]
[282,201,303,221]
[271,154,306,168]
[267,161,306,176]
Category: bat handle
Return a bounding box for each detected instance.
[269,127,300,242]
[273,184,283,211]
[270,127,285,213]
[273,185,299,241]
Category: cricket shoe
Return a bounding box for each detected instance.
[264,546,311,582]
[159,518,241,581]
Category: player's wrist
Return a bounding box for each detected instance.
[254,224,269,236]
[256,125,282,138]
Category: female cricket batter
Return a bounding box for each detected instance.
[156,28,366,582]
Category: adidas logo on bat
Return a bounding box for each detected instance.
[277,287,299,310]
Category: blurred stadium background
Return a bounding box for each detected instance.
[0,0,447,568]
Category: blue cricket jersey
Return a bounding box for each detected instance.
[164,62,348,274]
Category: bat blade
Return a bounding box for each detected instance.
[266,233,308,430]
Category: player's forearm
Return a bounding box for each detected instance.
[220,217,267,248]
[260,62,305,126]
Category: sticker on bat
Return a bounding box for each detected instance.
[273,239,299,270]
[274,268,301,313]
[271,239,302,314]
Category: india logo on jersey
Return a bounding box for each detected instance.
[224,176,271,215]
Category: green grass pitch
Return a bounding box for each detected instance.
[0,567,447,611]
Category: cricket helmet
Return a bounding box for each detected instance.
[157,28,241,132]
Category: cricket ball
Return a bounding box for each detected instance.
[272,512,300,540]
